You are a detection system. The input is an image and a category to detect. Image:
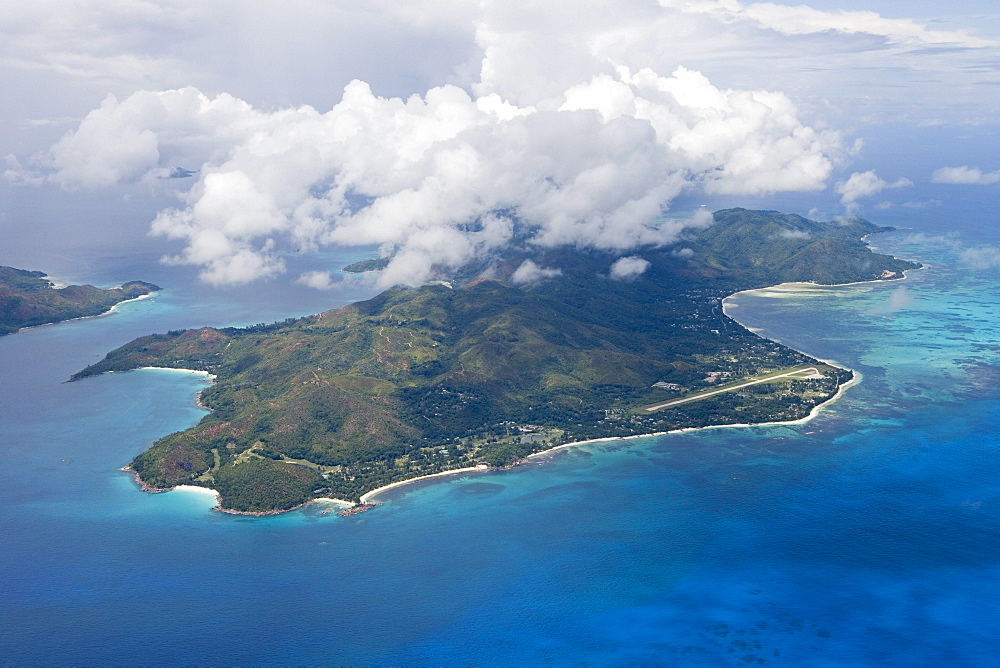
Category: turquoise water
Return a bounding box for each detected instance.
[3,224,1000,664]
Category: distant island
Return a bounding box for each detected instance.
[74,209,919,515]
[0,266,159,335]
[342,257,391,273]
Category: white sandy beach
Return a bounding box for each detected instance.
[358,368,862,505]
[172,485,220,500]
[722,264,924,308]
[107,292,153,313]
[19,291,157,333]
[128,260,909,514]
[359,465,490,504]
[150,368,860,514]
[136,366,217,379]
[312,497,356,506]
[524,376,857,462]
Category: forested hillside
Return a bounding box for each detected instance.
[75,210,917,512]
[0,265,159,335]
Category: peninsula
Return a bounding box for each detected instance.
[0,265,159,335]
[74,209,918,514]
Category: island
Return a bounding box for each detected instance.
[0,265,159,335]
[73,209,919,514]
[342,257,391,273]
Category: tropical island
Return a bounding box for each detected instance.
[0,265,159,335]
[72,209,918,514]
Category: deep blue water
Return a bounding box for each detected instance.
[3,195,1000,664]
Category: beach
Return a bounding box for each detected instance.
[136,366,216,379]
[120,285,871,515]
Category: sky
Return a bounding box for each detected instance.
[1,0,998,288]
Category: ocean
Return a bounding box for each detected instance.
[3,189,1000,664]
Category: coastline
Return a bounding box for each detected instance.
[135,366,216,379]
[122,354,857,516]
[107,292,154,313]
[348,268,909,507]
[349,361,863,508]
[123,308,865,516]
[359,465,490,504]
[16,291,155,335]
[125,250,919,516]
[723,265,923,297]
[173,484,221,500]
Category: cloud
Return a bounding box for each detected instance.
[898,234,1000,272]
[835,170,912,213]
[609,256,650,280]
[30,1,994,288]
[680,1,994,48]
[885,286,913,312]
[46,87,256,189]
[931,166,1000,185]
[869,285,914,315]
[775,229,810,240]
[41,63,839,286]
[901,200,941,210]
[511,260,561,285]
[3,0,996,172]
[3,155,44,185]
[296,270,337,290]
[959,246,1000,270]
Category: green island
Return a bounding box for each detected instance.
[0,265,159,335]
[342,257,391,273]
[72,209,918,515]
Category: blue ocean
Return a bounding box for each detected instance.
[3,186,1000,664]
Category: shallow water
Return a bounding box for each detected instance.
[3,224,1000,664]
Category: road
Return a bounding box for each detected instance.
[643,366,822,413]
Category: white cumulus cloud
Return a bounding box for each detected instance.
[776,229,811,240]
[886,285,913,312]
[959,246,1000,270]
[41,63,840,286]
[931,166,1000,185]
[679,1,994,48]
[609,256,650,280]
[296,271,337,290]
[836,170,912,214]
[511,260,562,285]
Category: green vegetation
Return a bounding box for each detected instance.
[0,265,159,335]
[212,459,323,514]
[641,364,835,412]
[75,209,919,512]
[342,257,390,273]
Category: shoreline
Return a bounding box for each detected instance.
[16,291,156,335]
[344,361,862,509]
[523,368,861,460]
[107,292,154,313]
[135,366,216,379]
[123,312,864,516]
[724,264,923,297]
[124,359,857,517]
[359,465,490,504]
[124,238,919,516]
[349,269,909,507]
[134,366,215,409]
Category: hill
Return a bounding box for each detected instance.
[0,266,159,335]
[73,210,918,512]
